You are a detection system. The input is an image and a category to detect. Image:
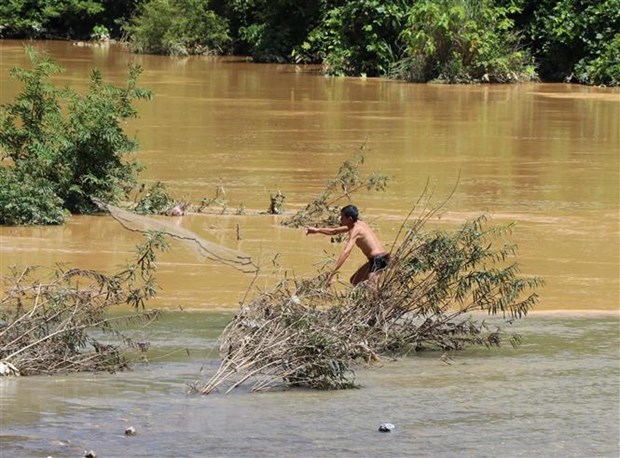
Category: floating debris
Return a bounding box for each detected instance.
[378,423,395,433]
[125,426,137,436]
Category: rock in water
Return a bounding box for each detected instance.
[378,422,395,432]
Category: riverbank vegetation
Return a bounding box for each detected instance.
[0,47,151,225]
[0,232,166,376]
[1,1,617,85]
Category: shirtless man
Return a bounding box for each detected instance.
[306,205,389,286]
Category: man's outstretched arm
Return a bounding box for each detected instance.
[306,226,349,236]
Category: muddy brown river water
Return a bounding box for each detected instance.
[0,41,618,457]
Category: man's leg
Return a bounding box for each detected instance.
[350,263,371,285]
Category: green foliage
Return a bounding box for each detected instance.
[392,216,542,324]
[396,0,535,83]
[525,0,620,85]
[0,47,151,222]
[575,33,620,86]
[224,0,323,62]
[0,169,67,225]
[134,181,176,215]
[90,24,110,41]
[126,0,232,56]
[0,0,108,39]
[294,0,409,76]
[283,150,389,228]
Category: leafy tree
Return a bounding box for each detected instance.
[219,0,323,62]
[524,0,620,85]
[134,181,177,215]
[396,0,535,83]
[126,0,232,55]
[0,0,108,39]
[294,0,410,76]
[0,47,152,221]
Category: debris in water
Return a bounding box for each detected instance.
[125,426,137,436]
[378,423,395,432]
[0,361,20,376]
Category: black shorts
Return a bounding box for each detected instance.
[368,253,389,273]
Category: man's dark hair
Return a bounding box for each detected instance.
[341,205,359,221]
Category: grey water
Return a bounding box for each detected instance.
[1,312,618,457]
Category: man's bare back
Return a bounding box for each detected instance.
[306,205,389,286]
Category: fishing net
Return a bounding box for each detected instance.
[94,199,257,273]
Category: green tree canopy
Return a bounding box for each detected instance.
[0,47,152,224]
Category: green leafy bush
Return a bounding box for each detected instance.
[526,0,620,85]
[90,24,110,41]
[0,170,67,225]
[225,0,322,62]
[0,47,151,223]
[134,181,176,215]
[126,0,231,55]
[0,0,107,39]
[395,0,535,83]
[294,0,409,77]
[575,33,620,86]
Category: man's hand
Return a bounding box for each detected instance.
[325,272,335,287]
[306,227,317,235]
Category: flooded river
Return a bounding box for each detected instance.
[0,41,619,456]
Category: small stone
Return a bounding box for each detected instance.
[125,426,137,436]
[378,422,395,432]
[84,450,97,458]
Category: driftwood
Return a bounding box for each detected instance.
[193,195,543,395]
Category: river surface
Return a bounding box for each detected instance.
[0,41,619,457]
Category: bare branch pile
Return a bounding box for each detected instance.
[0,232,167,376]
[193,209,543,395]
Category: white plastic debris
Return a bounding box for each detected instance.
[378,422,395,432]
[0,361,20,376]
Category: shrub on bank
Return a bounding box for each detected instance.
[125,0,231,56]
[394,0,536,83]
